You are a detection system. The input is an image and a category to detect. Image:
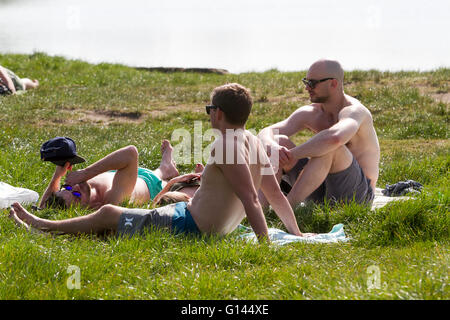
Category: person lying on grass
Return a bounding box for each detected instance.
[0,65,39,95]
[258,59,380,209]
[40,139,203,210]
[10,83,313,242]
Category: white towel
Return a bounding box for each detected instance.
[371,187,411,210]
[0,182,39,209]
[239,223,349,245]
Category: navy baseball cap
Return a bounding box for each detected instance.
[40,137,86,166]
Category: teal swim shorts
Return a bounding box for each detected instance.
[137,167,162,200]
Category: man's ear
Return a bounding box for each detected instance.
[331,79,339,89]
[217,108,224,121]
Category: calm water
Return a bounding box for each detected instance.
[0,0,449,73]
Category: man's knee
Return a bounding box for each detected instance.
[97,204,122,219]
[95,204,123,228]
[328,145,353,173]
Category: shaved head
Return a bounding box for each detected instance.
[307,59,344,84]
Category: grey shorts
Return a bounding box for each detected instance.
[116,202,200,238]
[282,157,374,205]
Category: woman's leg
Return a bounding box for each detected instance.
[10,203,123,235]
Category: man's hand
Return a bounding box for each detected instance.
[170,173,201,185]
[65,169,88,186]
[267,144,294,173]
[54,162,72,178]
[278,146,293,169]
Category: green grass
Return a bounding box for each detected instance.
[0,53,449,300]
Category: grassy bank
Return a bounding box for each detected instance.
[0,53,448,300]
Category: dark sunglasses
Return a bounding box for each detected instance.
[302,77,334,89]
[61,185,81,198]
[205,105,221,115]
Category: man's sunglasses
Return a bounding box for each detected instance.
[205,105,222,115]
[61,185,81,198]
[302,77,334,89]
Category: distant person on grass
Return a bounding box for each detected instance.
[258,59,380,209]
[10,83,313,242]
[0,65,39,95]
[39,137,200,210]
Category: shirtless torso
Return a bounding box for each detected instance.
[86,172,151,209]
[299,95,380,189]
[188,131,266,235]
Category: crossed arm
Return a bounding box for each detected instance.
[259,104,366,161]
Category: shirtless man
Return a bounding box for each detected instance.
[258,59,380,208]
[10,83,309,242]
[39,140,180,210]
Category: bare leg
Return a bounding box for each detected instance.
[153,140,179,181]
[21,78,39,90]
[10,202,123,235]
[287,146,353,207]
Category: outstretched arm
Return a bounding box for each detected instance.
[152,173,201,205]
[259,163,303,236]
[39,162,72,208]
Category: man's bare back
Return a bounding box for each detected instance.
[188,131,266,235]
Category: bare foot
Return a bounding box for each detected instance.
[195,163,204,173]
[9,209,31,231]
[159,140,179,180]
[10,202,46,230]
[31,79,39,89]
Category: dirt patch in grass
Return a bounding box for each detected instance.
[430,92,450,104]
[82,110,143,123]
[147,104,202,118]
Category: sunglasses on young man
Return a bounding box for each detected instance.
[302,77,335,89]
[205,105,222,115]
[61,185,81,198]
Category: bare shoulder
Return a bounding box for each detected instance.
[339,95,373,120]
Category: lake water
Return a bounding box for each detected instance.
[0,0,449,73]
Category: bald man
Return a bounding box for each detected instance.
[258,59,380,208]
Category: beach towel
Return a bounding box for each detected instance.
[371,187,411,210]
[0,182,39,209]
[239,188,412,245]
[238,224,349,245]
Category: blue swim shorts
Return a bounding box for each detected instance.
[116,202,200,237]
